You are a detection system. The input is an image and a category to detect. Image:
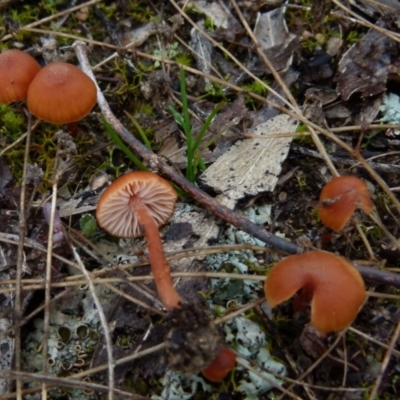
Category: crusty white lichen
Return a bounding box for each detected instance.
[380,93,400,124]
[22,287,103,399]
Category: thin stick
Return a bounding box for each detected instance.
[14,111,32,398]
[278,331,346,399]
[331,0,400,44]
[2,228,400,289]
[348,327,400,357]
[0,371,145,399]
[0,120,40,158]
[235,357,302,400]
[368,320,400,399]
[70,247,114,400]
[41,183,58,400]
[230,0,297,107]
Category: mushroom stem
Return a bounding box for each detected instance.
[132,198,183,311]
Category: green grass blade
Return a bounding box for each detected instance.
[101,117,147,171]
[179,68,192,140]
[193,100,225,151]
[124,111,153,149]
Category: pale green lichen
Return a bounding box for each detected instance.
[380,93,400,124]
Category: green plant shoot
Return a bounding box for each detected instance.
[169,68,223,182]
[101,117,147,172]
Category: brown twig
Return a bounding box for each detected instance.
[14,110,33,398]
[73,41,400,290]
[73,41,300,255]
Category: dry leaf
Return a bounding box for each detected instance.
[199,114,298,208]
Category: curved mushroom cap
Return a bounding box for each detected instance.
[319,175,373,232]
[264,251,366,333]
[202,347,236,382]
[27,62,97,124]
[0,49,41,104]
[96,171,177,238]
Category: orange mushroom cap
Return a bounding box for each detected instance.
[27,62,97,124]
[264,251,366,333]
[96,171,177,238]
[202,347,236,382]
[0,49,41,104]
[318,175,373,232]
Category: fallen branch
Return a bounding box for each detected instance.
[74,41,299,255]
[73,41,400,289]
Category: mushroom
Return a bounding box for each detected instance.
[0,49,41,104]
[97,171,236,379]
[96,171,182,311]
[202,347,236,382]
[264,251,366,333]
[26,62,97,124]
[318,175,373,232]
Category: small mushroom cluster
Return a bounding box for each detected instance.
[95,172,373,381]
[264,175,371,333]
[0,48,97,124]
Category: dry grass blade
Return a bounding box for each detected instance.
[70,247,114,400]
[41,184,58,399]
[277,332,346,399]
[235,357,302,400]
[348,327,400,358]
[14,111,33,398]
[368,320,400,399]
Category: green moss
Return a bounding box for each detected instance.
[294,171,310,190]
[201,81,228,101]
[242,259,264,273]
[364,225,383,241]
[346,30,362,45]
[129,101,155,117]
[0,105,25,141]
[204,16,216,32]
[175,53,192,66]
[1,106,27,182]
[242,79,269,97]
[111,59,155,98]
[39,0,59,15]
[98,3,119,20]
[311,207,320,223]
[125,1,155,22]
[242,79,270,109]
[11,5,40,25]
